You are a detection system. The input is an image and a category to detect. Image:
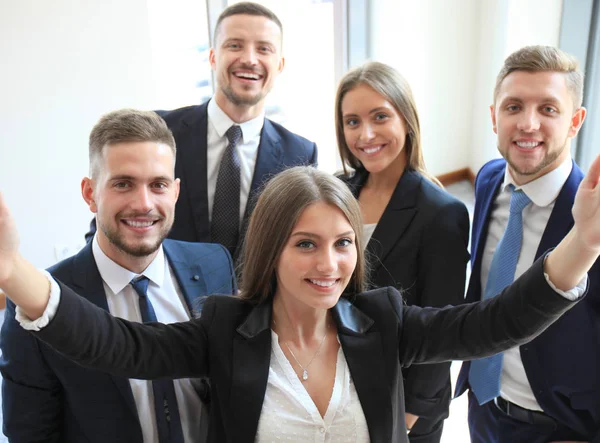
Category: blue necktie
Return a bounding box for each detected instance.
[211,125,243,257]
[469,185,531,405]
[131,277,184,443]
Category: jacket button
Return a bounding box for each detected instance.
[192,275,200,281]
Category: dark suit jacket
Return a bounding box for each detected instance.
[341,168,470,422]
[455,159,600,441]
[31,256,580,443]
[0,239,237,443]
[85,101,318,256]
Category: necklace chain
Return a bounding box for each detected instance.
[272,318,328,382]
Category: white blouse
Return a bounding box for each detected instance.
[362,223,377,247]
[255,330,370,442]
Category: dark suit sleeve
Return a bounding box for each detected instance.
[0,300,63,442]
[391,256,583,366]
[403,200,470,417]
[33,282,216,380]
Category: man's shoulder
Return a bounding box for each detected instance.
[479,158,506,177]
[163,239,230,262]
[264,118,316,150]
[155,103,208,129]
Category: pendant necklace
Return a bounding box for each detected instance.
[272,318,328,382]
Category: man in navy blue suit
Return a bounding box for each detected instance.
[0,109,237,442]
[86,2,317,258]
[455,46,600,442]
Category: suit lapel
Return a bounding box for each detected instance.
[229,302,272,442]
[179,102,210,241]
[535,161,583,259]
[70,244,139,419]
[163,241,208,318]
[333,299,391,442]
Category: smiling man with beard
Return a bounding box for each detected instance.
[455,46,600,443]
[85,2,318,260]
[0,109,237,443]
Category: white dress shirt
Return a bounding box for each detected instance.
[480,157,573,411]
[255,330,370,442]
[206,98,265,223]
[20,236,204,443]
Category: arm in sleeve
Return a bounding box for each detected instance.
[403,200,470,417]
[0,299,63,443]
[31,280,215,380]
[393,255,585,366]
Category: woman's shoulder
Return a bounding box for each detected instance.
[350,286,405,317]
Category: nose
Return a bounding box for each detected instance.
[517,108,541,132]
[360,122,375,142]
[239,46,258,66]
[131,186,153,213]
[316,247,337,274]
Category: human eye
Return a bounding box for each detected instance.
[151,182,169,192]
[345,118,359,127]
[543,106,557,114]
[258,45,273,53]
[296,240,315,250]
[336,237,353,248]
[113,181,131,190]
[506,104,520,112]
[374,113,389,121]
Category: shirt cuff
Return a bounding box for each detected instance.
[16,270,61,331]
[543,271,587,301]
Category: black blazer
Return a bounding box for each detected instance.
[85,101,318,257]
[32,257,580,443]
[0,240,237,443]
[341,168,470,420]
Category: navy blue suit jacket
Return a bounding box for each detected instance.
[455,159,600,440]
[0,239,237,443]
[85,102,318,256]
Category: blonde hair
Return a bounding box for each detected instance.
[335,61,441,187]
[494,45,584,108]
[238,167,368,305]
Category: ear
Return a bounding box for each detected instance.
[568,107,587,138]
[209,47,216,71]
[490,104,498,134]
[173,178,181,203]
[81,177,98,213]
[278,55,285,74]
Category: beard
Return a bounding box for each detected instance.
[99,216,171,258]
[503,134,569,177]
[220,83,265,107]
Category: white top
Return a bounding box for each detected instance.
[480,157,573,411]
[206,98,265,223]
[255,330,370,442]
[21,236,204,443]
[362,223,377,247]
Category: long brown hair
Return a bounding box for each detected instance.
[335,61,441,186]
[238,166,368,304]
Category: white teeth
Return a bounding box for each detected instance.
[125,220,154,228]
[309,279,336,287]
[515,141,541,149]
[235,72,260,80]
[362,146,383,154]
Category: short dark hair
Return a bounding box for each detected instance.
[88,109,175,178]
[214,2,283,44]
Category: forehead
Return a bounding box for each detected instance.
[216,14,282,46]
[293,201,353,233]
[496,71,573,107]
[341,84,395,114]
[100,141,175,178]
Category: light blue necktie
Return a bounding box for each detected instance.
[469,185,531,405]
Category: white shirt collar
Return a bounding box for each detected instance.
[92,235,166,294]
[207,98,264,144]
[502,156,573,207]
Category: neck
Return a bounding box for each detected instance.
[272,294,330,345]
[214,91,264,124]
[97,235,157,274]
[365,154,407,191]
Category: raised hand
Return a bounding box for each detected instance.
[572,154,600,252]
[0,192,20,285]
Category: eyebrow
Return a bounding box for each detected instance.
[342,106,391,119]
[290,230,355,239]
[500,96,561,106]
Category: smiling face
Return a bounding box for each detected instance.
[82,141,180,264]
[210,13,284,117]
[275,201,357,311]
[491,70,586,184]
[341,83,408,175]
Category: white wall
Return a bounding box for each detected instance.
[0,0,158,268]
[369,0,480,176]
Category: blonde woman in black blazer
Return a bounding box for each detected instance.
[1,164,600,443]
[336,62,469,442]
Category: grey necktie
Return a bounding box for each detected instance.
[211,125,242,256]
